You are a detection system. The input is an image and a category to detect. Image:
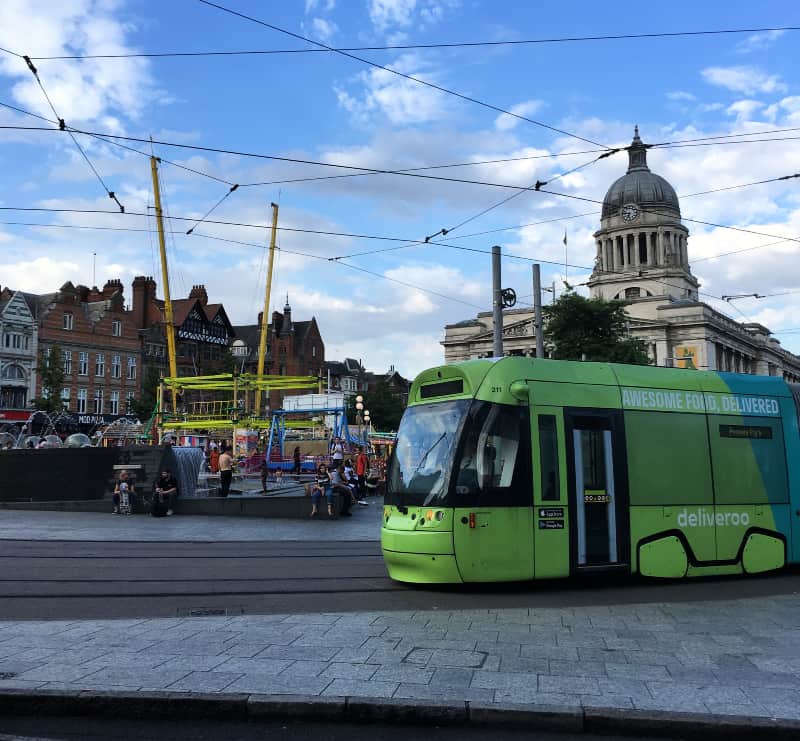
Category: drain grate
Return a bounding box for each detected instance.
[176,605,245,617]
[0,672,17,680]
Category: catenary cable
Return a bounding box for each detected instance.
[16,56,125,212]
[17,26,798,59]
[195,0,609,149]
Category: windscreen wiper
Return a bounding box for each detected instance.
[399,431,448,513]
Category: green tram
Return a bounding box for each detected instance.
[381,358,800,582]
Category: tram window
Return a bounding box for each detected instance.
[581,429,606,490]
[538,415,560,501]
[452,402,531,506]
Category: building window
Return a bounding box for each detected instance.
[63,312,73,330]
[95,353,105,377]
[126,391,135,414]
[109,390,119,415]
[111,354,121,378]
[61,387,70,410]
[127,355,136,380]
[312,344,317,358]
[78,351,89,376]
[112,320,122,337]
[3,333,22,349]
[625,287,641,299]
[1,364,25,380]
[93,388,103,414]
[77,388,87,414]
[62,350,72,375]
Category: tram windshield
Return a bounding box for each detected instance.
[388,399,530,508]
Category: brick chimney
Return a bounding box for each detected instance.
[102,279,123,299]
[132,275,157,329]
[188,284,209,305]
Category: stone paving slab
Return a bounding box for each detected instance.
[0,503,383,542]
[1,594,800,735]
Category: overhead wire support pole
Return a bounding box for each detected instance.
[150,156,179,414]
[255,203,279,417]
[533,264,544,359]
[492,245,503,358]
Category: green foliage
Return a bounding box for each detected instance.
[543,292,651,365]
[346,380,406,432]
[32,345,66,413]
[131,365,160,421]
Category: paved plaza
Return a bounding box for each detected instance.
[0,503,383,542]
[1,509,800,735]
[2,588,800,722]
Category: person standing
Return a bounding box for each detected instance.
[112,469,131,515]
[292,446,302,477]
[209,445,220,474]
[331,437,344,468]
[219,446,233,498]
[356,445,370,501]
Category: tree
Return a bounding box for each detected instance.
[131,365,160,421]
[543,292,650,365]
[32,345,66,413]
[346,380,406,432]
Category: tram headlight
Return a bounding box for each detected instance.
[425,510,435,521]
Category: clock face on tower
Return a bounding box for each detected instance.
[621,204,639,222]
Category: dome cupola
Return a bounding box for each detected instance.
[601,127,680,219]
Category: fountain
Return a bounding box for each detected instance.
[162,446,205,499]
[64,433,92,448]
[95,416,144,447]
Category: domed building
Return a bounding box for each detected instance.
[442,128,800,381]
[588,126,698,304]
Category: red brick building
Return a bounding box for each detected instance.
[133,277,235,380]
[33,280,142,421]
[233,298,325,410]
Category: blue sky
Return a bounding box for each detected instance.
[1,0,799,380]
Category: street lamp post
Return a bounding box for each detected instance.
[355,395,364,443]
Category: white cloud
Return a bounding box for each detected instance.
[335,53,448,125]
[305,0,336,12]
[310,17,339,43]
[367,0,459,35]
[0,0,159,124]
[726,99,763,121]
[494,100,545,131]
[666,91,697,102]
[736,29,785,54]
[368,0,418,33]
[701,66,787,96]
[2,256,81,292]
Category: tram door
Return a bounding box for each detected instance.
[567,411,629,571]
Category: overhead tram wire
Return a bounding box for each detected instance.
[0,211,778,316]
[195,0,609,149]
[384,149,623,258]
[4,202,800,257]
[15,56,125,212]
[2,212,793,304]
[0,100,235,188]
[21,26,800,59]
[4,121,800,195]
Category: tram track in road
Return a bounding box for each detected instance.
[2,539,800,620]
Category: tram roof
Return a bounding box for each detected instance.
[408,357,792,406]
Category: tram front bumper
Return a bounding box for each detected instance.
[381,529,462,583]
